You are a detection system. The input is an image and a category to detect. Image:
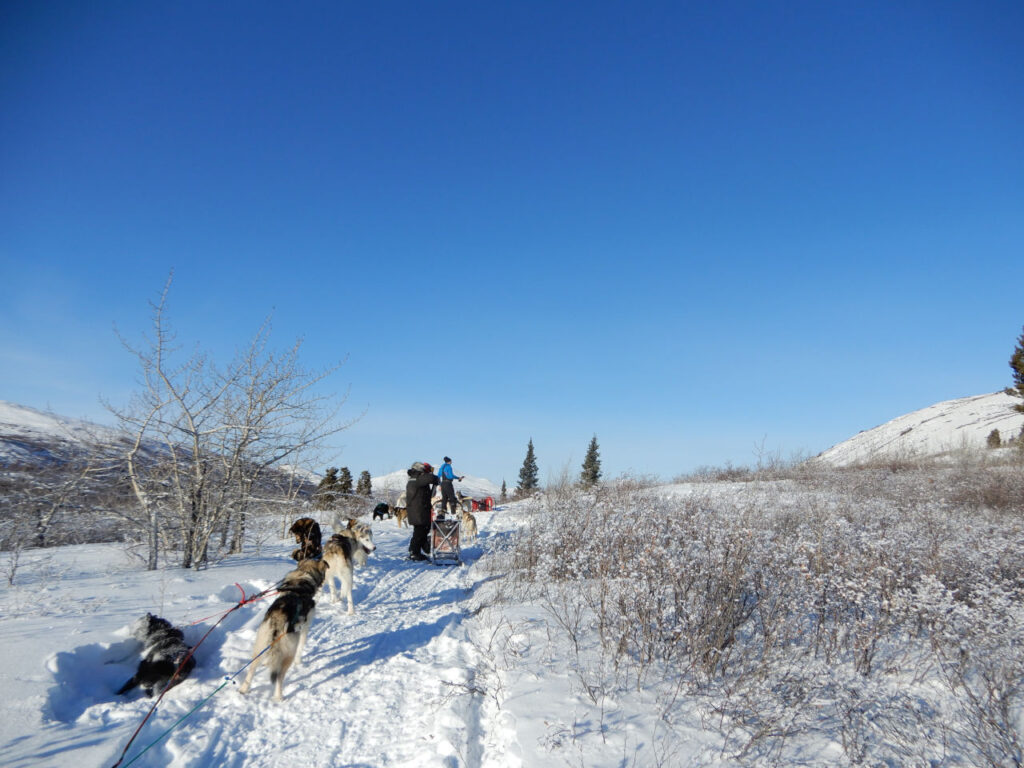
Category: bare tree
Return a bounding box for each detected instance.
[1,424,122,575]
[107,277,357,569]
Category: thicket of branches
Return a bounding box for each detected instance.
[488,457,1024,766]
[0,448,130,583]
[105,279,355,570]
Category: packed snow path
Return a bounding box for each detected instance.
[1,512,516,768]
[177,556,487,767]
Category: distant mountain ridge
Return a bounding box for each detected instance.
[0,401,502,498]
[0,400,126,467]
[9,394,1020,483]
[371,468,500,502]
[816,391,1024,466]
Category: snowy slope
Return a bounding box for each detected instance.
[1,400,503,496]
[816,391,1024,466]
[372,468,499,501]
[0,400,121,465]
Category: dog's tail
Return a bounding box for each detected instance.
[257,601,304,681]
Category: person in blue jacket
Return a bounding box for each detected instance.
[437,456,464,519]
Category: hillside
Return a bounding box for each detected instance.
[371,468,499,502]
[0,400,500,510]
[816,391,1024,466]
[0,401,125,466]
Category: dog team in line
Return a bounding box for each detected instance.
[118,457,478,702]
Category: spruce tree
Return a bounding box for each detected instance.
[1007,325,1024,413]
[500,480,507,502]
[580,434,601,487]
[356,470,372,496]
[337,467,354,497]
[516,439,539,495]
[315,467,339,510]
[987,429,1002,449]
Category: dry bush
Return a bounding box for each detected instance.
[497,463,1024,766]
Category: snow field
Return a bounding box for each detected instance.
[1,511,515,768]
[4,459,1024,767]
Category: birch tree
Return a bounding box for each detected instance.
[108,278,356,569]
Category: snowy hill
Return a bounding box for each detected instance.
[0,400,123,466]
[1,400,501,500]
[371,468,499,501]
[815,391,1024,466]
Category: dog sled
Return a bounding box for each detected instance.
[430,515,461,565]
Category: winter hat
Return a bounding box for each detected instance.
[410,461,425,472]
[443,456,452,463]
[422,462,433,472]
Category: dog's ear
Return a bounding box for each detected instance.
[348,518,356,529]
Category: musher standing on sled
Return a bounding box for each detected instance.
[438,456,464,519]
[406,461,438,561]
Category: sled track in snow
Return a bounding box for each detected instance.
[124,527,486,767]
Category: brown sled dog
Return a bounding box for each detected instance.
[238,559,329,701]
[461,509,478,544]
[289,517,322,561]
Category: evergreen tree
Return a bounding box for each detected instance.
[580,434,601,487]
[1007,325,1024,414]
[337,467,354,497]
[500,480,507,502]
[987,429,1002,449]
[315,467,339,510]
[516,439,539,495]
[356,470,372,496]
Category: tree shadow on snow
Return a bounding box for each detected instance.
[0,719,113,768]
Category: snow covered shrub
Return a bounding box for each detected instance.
[924,579,1024,767]
[500,465,1024,765]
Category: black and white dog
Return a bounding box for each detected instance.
[238,559,330,701]
[117,613,196,697]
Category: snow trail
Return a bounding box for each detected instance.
[0,512,515,768]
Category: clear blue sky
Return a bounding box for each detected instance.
[2,1,1023,485]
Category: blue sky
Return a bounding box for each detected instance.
[2,1,1023,485]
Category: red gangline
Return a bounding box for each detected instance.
[109,581,280,768]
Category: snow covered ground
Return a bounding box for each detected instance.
[4,472,1024,767]
[0,494,759,768]
[0,508,528,768]
[4,391,1024,767]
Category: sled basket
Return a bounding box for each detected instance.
[430,518,462,564]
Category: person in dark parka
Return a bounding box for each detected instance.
[405,461,439,561]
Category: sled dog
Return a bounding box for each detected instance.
[289,517,322,561]
[394,492,408,527]
[238,559,329,701]
[372,502,392,520]
[117,613,196,697]
[461,509,478,544]
[322,519,377,614]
